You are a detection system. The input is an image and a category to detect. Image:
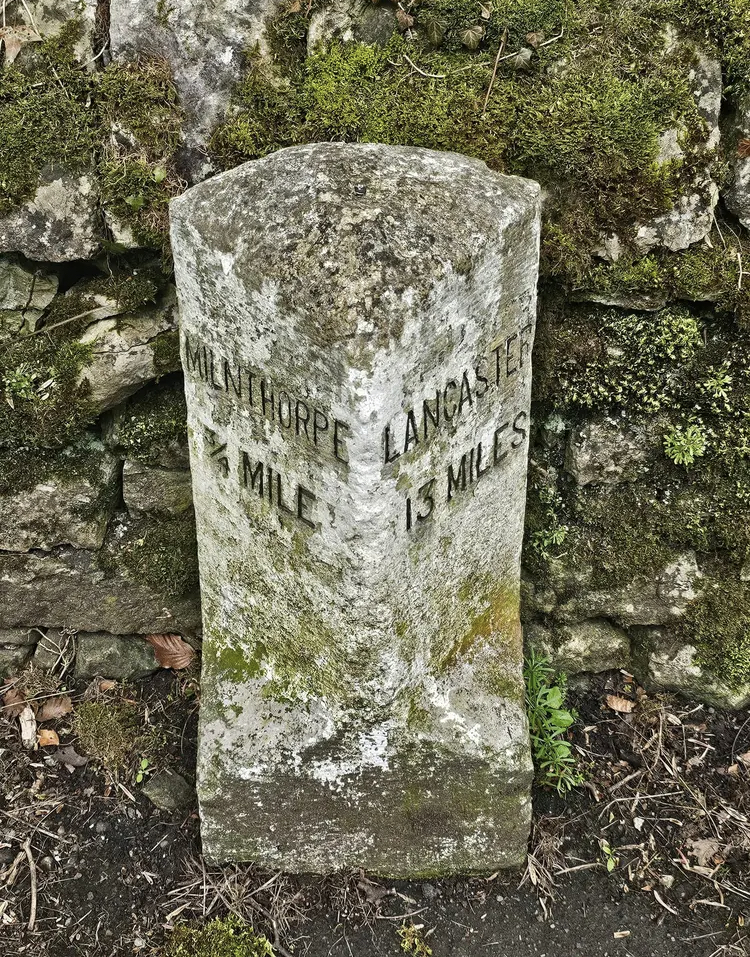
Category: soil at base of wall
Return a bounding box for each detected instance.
[1,671,748,957]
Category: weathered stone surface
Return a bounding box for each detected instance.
[725,95,750,230]
[123,461,193,516]
[596,42,721,260]
[538,552,702,627]
[572,289,668,312]
[526,619,631,675]
[308,0,397,52]
[4,0,98,63]
[0,644,33,676]
[75,632,158,680]
[0,254,58,338]
[0,440,120,551]
[646,632,750,709]
[171,143,540,874]
[110,0,279,176]
[78,289,180,410]
[142,770,195,812]
[0,168,100,262]
[0,628,41,645]
[565,416,660,486]
[0,516,200,635]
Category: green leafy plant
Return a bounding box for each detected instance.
[523,652,582,794]
[663,421,707,466]
[599,838,619,872]
[135,757,151,784]
[398,922,433,956]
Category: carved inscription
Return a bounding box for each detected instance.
[183,333,350,463]
[183,326,530,537]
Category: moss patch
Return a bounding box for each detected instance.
[164,917,274,957]
[74,700,139,772]
[113,515,199,600]
[0,22,98,216]
[0,329,94,448]
[678,578,750,689]
[115,379,188,464]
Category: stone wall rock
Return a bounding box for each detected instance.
[565,416,661,486]
[0,516,200,635]
[526,619,631,675]
[0,169,100,262]
[78,289,181,411]
[123,461,193,517]
[75,632,159,680]
[725,95,750,230]
[0,440,120,551]
[109,0,280,177]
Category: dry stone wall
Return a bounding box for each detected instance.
[0,0,749,707]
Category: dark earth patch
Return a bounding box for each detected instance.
[1,670,748,957]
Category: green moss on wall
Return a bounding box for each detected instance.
[678,578,750,689]
[100,513,198,600]
[0,22,98,216]
[115,380,188,464]
[211,0,714,280]
[0,329,94,448]
[0,22,183,250]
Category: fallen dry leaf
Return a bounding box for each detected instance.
[2,687,26,718]
[52,745,89,769]
[19,705,37,750]
[99,679,117,692]
[147,634,195,670]
[738,138,750,159]
[396,8,414,30]
[0,25,42,64]
[526,30,545,47]
[687,837,722,867]
[36,695,73,722]
[737,751,750,766]
[606,694,634,714]
[38,729,60,747]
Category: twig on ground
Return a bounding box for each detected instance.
[482,27,508,114]
[22,837,37,931]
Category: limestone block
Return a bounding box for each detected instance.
[142,770,195,812]
[308,0,397,52]
[725,95,750,231]
[110,0,280,176]
[77,289,180,411]
[75,632,159,680]
[554,552,702,627]
[646,632,750,709]
[171,142,540,874]
[0,168,100,262]
[0,628,41,645]
[0,254,58,338]
[0,515,200,635]
[0,440,120,551]
[3,0,98,63]
[597,43,722,260]
[0,644,33,677]
[526,619,631,675]
[123,461,193,516]
[565,416,660,486]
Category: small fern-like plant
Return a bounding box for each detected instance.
[524,652,582,794]
[663,421,707,466]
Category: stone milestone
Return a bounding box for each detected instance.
[170,143,541,875]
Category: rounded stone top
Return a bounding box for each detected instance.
[170,143,540,346]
